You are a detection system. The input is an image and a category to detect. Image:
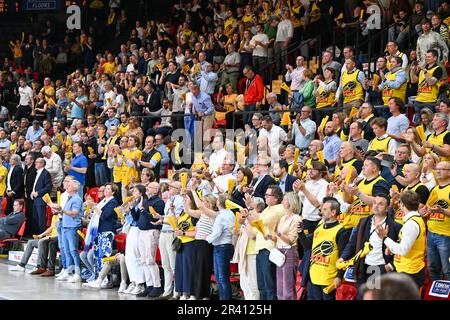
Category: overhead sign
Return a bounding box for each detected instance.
[22,0,60,11]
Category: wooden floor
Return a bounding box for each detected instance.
[0,262,145,300]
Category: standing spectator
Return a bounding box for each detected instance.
[53,180,83,283]
[416,19,448,64]
[198,63,218,95]
[16,78,35,121]
[206,194,235,300]
[288,106,316,153]
[42,146,63,196]
[337,57,367,111]
[320,122,343,172]
[285,56,306,92]
[66,142,88,198]
[221,44,240,92]
[260,116,288,164]
[30,158,52,234]
[386,98,410,145]
[5,155,24,217]
[243,66,264,125]
[250,24,269,74]
[274,7,293,76]
[191,84,215,147]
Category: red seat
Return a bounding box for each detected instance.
[0,218,27,249]
[1,197,7,217]
[46,206,52,228]
[115,233,127,253]
[336,282,358,300]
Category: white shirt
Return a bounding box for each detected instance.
[384,211,421,256]
[209,148,228,174]
[365,216,388,266]
[19,86,34,106]
[44,153,64,187]
[250,33,269,57]
[6,166,14,192]
[298,178,329,221]
[213,173,236,195]
[32,168,44,193]
[260,125,288,163]
[285,66,305,91]
[276,19,293,42]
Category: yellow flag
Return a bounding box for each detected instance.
[290,148,300,174]
[416,125,425,141]
[77,230,86,240]
[149,206,159,218]
[280,82,292,94]
[183,64,191,73]
[180,172,188,191]
[241,176,248,188]
[225,199,243,210]
[280,111,291,126]
[167,215,178,230]
[345,167,354,184]
[251,219,267,237]
[88,147,95,155]
[42,193,53,205]
[122,196,135,203]
[318,115,329,133]
[114,207,125,223]
[102,256,116,263]
[196,189,203,200]
[349,107,358,118]
[391,185,399,193]
[234,211,241,234]
[228,179,236,195]
[317,150,325,163]
[57,191,61,206]
[48,98,56,106]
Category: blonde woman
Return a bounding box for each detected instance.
[268,192,302,300]
[421,153,438,190]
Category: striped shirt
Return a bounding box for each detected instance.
[195,214,214,240]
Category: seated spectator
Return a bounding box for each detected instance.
[0,199,25,240]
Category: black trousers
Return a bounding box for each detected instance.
[190,239,214,299]
[15,105,31,121]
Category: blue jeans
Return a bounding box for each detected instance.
[244,104,256,125]
[57,221,66,269]
[427,231,450,281]
[80,248,96,279]
[78,183,85,198]
[94,162,109,186]
[256,249,277,300]
[213,244,234,300]
[62,227,81,275]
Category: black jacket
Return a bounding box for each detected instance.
[32,169,53,206]
[24,165,37,198]
[0,211,25,238]
[7,165,24,198]
[276,174,299,193]
[251,174,276,199]
[341,214,402,281]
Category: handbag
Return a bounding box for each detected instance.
[172,237,183,253]
[269,247,286,267]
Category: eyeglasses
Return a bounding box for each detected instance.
[435,168,450,171]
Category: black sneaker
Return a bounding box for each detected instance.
[137,286,153,298]
[148,287,163,298]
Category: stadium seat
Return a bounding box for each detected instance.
[0,218,27,254]
[114,233,126,253]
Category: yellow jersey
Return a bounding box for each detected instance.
[0,166,8,196]
[426,130,450,161]
[394,182,427,225]
[316,80,336,109]
[341,69,365,104]
[177,211,196,244]
[416,65,441,103]
[382,68,407,105]
[394,215,426,274]
[122,148,142,186]
[310,222,344,286]
[426,183,450,237]
[368,135,393,153]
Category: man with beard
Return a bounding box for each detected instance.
[319,121,342,172]
[273,160,299,194]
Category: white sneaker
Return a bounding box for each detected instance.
[118,282,128,293]
[123,282,136,294]
[56,272,71,281]
[67,274,82,283]
[188,296,197,300]
[100,277,110,289]
[10,264,25,272]
[83,279,102,289]
[180,295,188,300]
[55,269,66,278]
[130,284,145,295]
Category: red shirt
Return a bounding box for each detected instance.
[244,74,264,105]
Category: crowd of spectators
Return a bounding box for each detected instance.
[0,0,449,300]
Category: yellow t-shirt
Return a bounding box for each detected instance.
[118,123,129,137]
[254,204,285,252]
[122,148,142,186]
[103,62,116,75]
[0,166,8,196]
[50,215,59,237]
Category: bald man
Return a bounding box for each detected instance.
[334,141,363,182]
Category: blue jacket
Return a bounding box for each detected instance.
[131,196,164,231]
[98,198,119,233]
[33,169,53,206]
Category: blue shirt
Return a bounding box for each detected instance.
[25,126,44,143]
[162,194,184,232]
[68,153,88,185]
[70,95,88,119]
[62,194,83,228]
[155,144,170,166]
[323,134,342,166]
[105,117,120,131]
[206,209,235,246]
[192,91,214,116]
